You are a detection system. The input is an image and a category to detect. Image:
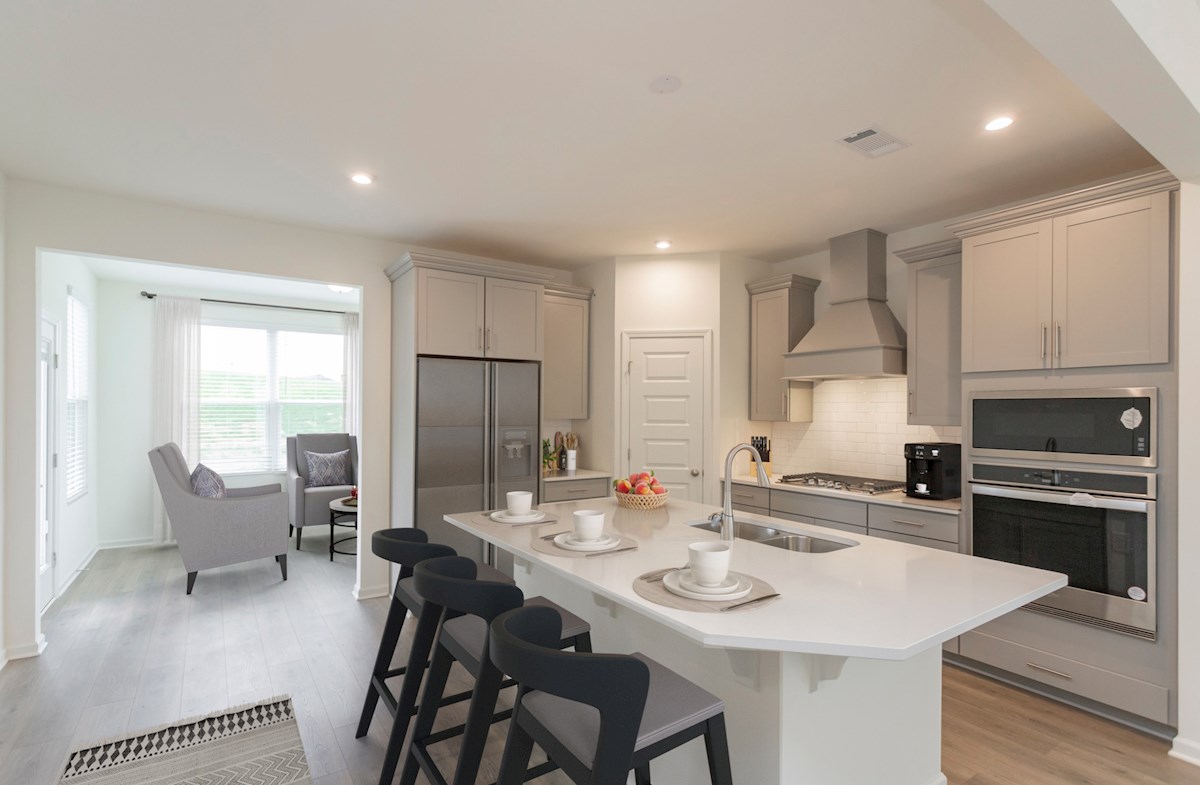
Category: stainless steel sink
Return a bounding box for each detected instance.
[687,518,856,552]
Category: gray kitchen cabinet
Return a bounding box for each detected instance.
[417,268,543,360]
[867,503,959,545]
[896,240,962,425]
[769,490,866,528]
[729,484,770,511]
[952,174,1175,373]
[868,528,958,553]
[542,285,591,420]
[541,476,610,502]
[747,275,819,422]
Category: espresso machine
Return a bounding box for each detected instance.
[904,442,961,500]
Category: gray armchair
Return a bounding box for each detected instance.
[148,442,289,594]
[287,433,359,550]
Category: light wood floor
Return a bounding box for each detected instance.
[2,542,1198,785]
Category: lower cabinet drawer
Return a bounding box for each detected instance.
[541,477,612,503]
[770,491,866,527]
[960,630,1170,723]
[869,528,958,552]
[729,484,770,509]
[732,503,770,517]
[868,504,959,544]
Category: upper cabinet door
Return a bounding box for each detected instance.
[907,253,961,425]
[418,268,486,357]
[962,220,1053,373]
[543,293,590,420]
[485,278,543,360]
[1052,192,1170,369]
[749,289,789,421]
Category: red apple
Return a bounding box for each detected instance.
[637,471,653,483]
[635,483,655,496]
[651,483,667,495]
[629,472,641,484]
[615,478,633,494]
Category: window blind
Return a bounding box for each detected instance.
[66,295,89,500]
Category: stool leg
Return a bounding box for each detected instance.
[495,716,536,785]
[398,642,455,785]
[572,631,593,653]
[703,714,734,785]
[634,765,652,785]
[356,590,409,738]
[377,607,441,785]
[450,662,505,785]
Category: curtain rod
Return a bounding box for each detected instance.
[139,290,348,316]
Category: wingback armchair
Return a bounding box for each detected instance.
[148,442,289,594]
[287,433,359,549]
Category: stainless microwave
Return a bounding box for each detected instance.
[970,388,1156,468]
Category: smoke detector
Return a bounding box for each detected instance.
[838,126,909,158]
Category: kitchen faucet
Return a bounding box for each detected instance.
[721,443,771,542]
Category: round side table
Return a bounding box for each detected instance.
[328,497,359,561]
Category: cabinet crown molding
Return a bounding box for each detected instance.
[544,282,593,300]
[386,249,562,285]
[946,168,1179,238]
[746,273,821,295]
[894,239,962,264]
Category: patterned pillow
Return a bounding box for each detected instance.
[305,449,352,488]
[190,463,227,498]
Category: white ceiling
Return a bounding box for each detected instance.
[0,1,1156,266]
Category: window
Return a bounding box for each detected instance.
[198,309,345,473]
[66,295,89,501]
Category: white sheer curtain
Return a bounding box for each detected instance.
[343,311,361,436]
[151,296,201,544]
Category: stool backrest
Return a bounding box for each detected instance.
[491,606,650,783]
[413,556,524,622]
[371,529,454,580]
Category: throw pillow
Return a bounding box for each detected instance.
[191,463,227,498]
[305,449,352,488]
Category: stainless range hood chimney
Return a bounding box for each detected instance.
[782,229,906,380]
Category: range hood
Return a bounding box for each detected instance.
[782,229,906,380]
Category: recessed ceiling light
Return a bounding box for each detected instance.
[328,284,353,293]
[350,173,374,185]
[984,116,1014,132]
[655,240,672,250]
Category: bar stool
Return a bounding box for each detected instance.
[399,556,593,785]
[355,529,512,785]
[489,605,733,785]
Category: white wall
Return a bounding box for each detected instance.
[38,254,99,588]
[4,179,400,657]
[719,254,773,477]
[572,259,616,474]
[0,170,7,666]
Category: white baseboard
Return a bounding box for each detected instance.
[98,537,156,549]
[7,634,48,660]
[1171,737,1200,768]
[52,544,100,600]
[354,583,389,601]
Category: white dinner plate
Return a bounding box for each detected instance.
[676,569,743,595]
[553,532,620,552]
[490,510,546,524]
[663,570,753,602]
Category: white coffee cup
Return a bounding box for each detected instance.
[688,542,732,587]
[507,491,533,516]
[915,483,928,494]
[573,509,605,542]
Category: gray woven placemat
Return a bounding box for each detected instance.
[632,569,778,613]
[531,534,638,558]
[472,511,560,527]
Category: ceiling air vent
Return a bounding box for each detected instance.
[839,126,908,158]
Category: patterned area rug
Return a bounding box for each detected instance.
[58,696,310,785]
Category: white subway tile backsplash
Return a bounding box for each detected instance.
[769,379,961,481]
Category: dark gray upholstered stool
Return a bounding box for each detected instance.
[490,605,733,785]
[398,556,592,785]
[355,529,513,785]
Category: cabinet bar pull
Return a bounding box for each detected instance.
[478,328,483,350]
[486,328,492,351]
[1025,661,1073,680]
[782,390,788,419]
[732,492,755,500]
[1040,323,1047,360]
[567,488,590,494]
[892,519,926,527]
[1055,322,1062,359]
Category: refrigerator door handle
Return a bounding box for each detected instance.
[482,362,492,509]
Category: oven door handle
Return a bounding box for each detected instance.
[971,483,1150,513]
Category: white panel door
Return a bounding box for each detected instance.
[626,335,706,501]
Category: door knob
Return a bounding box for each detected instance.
[690,468,701,477]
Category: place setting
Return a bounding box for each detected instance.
[475,491,559,526]
[633,541,779,613]
[531,509,638,558]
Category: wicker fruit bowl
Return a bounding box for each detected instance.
[614,489,669,510]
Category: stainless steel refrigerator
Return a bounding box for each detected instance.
[415,356,540,562]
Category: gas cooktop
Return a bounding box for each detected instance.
[778,472,905,495]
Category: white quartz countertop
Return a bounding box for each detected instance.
[542,468,612,483]
[444,497,1063,660]
[729,474,962,513]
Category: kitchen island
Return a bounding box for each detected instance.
[445,497,1064,784]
